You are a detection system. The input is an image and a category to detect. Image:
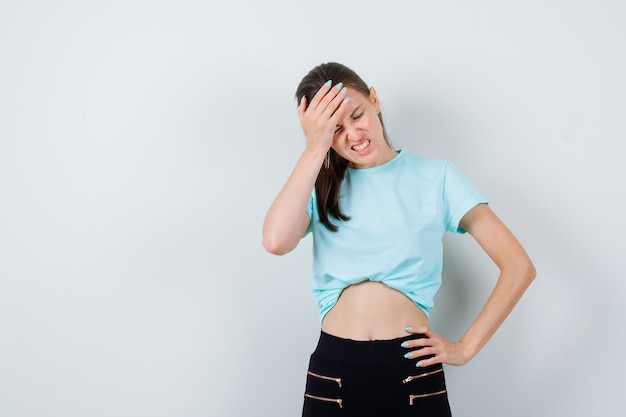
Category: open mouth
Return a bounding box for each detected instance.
[351,139,370,152]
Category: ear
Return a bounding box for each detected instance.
[369,87,381,113]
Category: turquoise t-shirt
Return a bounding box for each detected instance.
[305,150,487,323]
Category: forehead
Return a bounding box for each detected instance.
[343,89,372,111]
[344,88,370,102]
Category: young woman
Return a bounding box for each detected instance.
[263,62,535,417]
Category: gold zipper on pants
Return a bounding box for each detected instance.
[304,393,343,408]
[402,368,443,384]
[409,390,447,405]
[307,371,342,387]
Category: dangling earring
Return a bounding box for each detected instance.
[324,151,330,169]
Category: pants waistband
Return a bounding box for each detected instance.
[312,330,428,366]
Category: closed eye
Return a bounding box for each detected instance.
[353,112,363,120]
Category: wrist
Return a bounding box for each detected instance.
[457,338,478,364]
[302,145,329,162]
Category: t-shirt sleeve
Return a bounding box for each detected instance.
[304,188,316,237]
[442,161,488,234]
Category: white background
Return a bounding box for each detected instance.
[1,1,625,416]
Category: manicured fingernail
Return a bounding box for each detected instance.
[343,97,350,104]
[325,80,332,87]
[335,82,343,90]
[405,326,413,332]
[404,352,413,359]
[415,362,423,368]
[340,87,347,94]
[300,96,306,105]
[401,341,409,348]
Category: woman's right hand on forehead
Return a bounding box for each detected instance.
[298,80,349,154]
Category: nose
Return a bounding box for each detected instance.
[344,123,361,142]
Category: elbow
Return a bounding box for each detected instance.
[518,256,537,287]
[262,235,293,256]
[262,220,302,255]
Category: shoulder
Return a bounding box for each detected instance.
[399,150,446,165]
[396,150,450,177]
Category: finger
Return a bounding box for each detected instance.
[405,326,429,335]
[297,95,307,121]
[320,83,348,118]
[403,345,434,360]
[308,80,334,111]
[401,336,431,349]
[317,82,347,116]
[415,355,441,368]
[421,327,439,338]
[325,86,349,120]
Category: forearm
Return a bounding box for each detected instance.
[262,147,326,255]
[459,259,536,361]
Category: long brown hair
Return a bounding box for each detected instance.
[295,62,392,231]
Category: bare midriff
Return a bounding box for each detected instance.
[321,280,429,341]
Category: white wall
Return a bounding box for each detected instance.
[1,1,624,416]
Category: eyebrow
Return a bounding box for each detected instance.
[336,106,363,130]
[350,106,362,118]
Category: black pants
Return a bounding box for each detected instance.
[302,331,452,417]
